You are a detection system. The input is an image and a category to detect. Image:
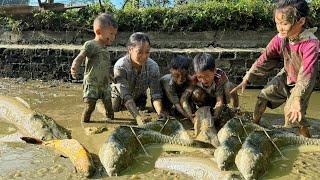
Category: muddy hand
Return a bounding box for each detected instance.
[230,79,248,94]
[188,114,195,124]
[286,109,302,124]
[70,67,79,79]
[136,115,151,126]
[286,97,302,123]
[158,111,169,119]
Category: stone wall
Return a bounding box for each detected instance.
[0,44,319,89]
[0,30,319,89]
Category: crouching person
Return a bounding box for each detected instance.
[160,55,195,122]
[231,0,319,137]
[112,32,167,125]
[182,53,239,129]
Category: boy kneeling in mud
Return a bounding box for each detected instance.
[181,53,239,129]
[160,55,195,122]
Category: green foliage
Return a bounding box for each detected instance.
[119,0,275,31]
[32,10,65,30]
[1,0,319,32]
[310,0,320,28]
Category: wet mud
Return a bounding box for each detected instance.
[0,78,320,179]
[0,142,78,180]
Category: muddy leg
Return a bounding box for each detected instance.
[111,93,122,112]
[230,91,239,109]
[103,99,114,119]
[82,98,96,123]
[284,96,311,138]
[253,98,268,124]
[135,94,147,111]
[103,89,114,119]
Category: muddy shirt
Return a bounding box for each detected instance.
[113,55,162,102]
[244,28,319,97]
[181,68,229,110]
[82,40,111,86]
[160,74,191,104]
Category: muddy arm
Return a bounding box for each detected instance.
[175,103,191,119]
[70,50,86,79]
[160,77,189,118]
[180,87,194,119]
[213,96,224,119]
[153,99,165,116]
[114,67,140,118]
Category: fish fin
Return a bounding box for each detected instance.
[60,154,69,158]
[20,137,43,144]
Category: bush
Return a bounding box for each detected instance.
[310,0,320,28]
[1,0,319,32]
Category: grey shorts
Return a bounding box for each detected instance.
[111,85,147,112]
[258,70,314,127]
[83,84,112,104]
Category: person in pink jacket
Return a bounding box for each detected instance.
[231,0,319,137]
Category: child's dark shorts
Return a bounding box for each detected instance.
[257,70,313,128]
[83,84,112,103]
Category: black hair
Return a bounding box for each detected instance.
[170,55,190,70]
[275,0,309,24]
[275,0,310,55]
[127,32,151,48]
[94,13,118,29]
[193,53,215,73]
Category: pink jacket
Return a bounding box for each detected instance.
[245,28,319,97]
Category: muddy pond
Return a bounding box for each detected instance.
[0,78,319,180]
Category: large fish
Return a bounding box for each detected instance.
[0,96,70,140]
[99,119,213,176]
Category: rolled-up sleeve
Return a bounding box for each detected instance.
[149,64,162,100]
[114,66,133,102]
[82,41,95,58]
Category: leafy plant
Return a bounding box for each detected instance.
[0,0,318,32]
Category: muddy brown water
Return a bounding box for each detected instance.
[0,78,319,179]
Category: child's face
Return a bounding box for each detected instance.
[129,42,150,66]
[170,69,188,85]
[96,26,117,45]
[275,10,304,39]
[195,69,216,87]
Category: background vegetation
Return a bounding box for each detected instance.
[0,0,319,32]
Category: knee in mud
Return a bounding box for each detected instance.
[84,99,96,110]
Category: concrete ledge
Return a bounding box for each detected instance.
[0,44,319,90]
[0,30,281,48]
